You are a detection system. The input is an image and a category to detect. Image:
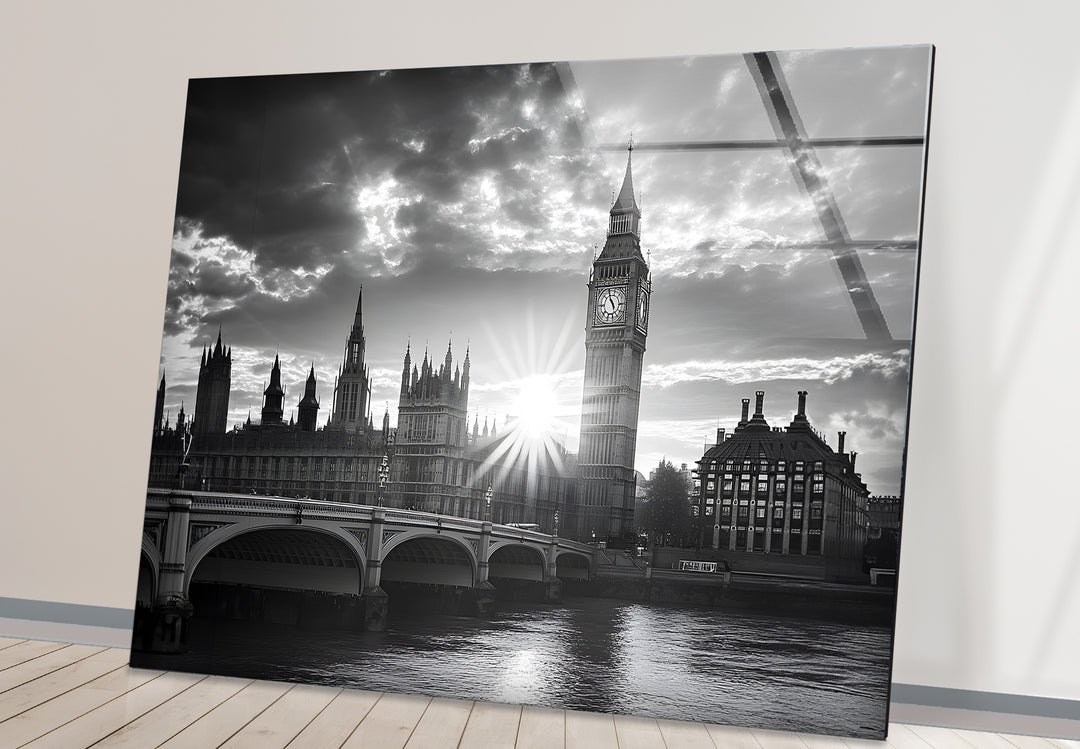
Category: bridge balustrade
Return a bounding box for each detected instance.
[138,489,596,652]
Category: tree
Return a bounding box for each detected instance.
[642,459,692,546]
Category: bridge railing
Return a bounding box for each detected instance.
[145,489,595,554]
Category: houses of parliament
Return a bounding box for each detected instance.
[149,148,653,543]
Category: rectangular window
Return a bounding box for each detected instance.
[812,482,824,494]
[737,505,749,519]
[756,506,767,519]
[721,506,731,519]
[757,479,768,494]
[810,506,823,519]
[739,480,750,494]
[773,506,784,519]
[792,508,803,521]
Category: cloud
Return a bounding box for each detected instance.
[642,350,910,389]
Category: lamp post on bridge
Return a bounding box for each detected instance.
[473,484,496,617]
[376,454,390,507]
[545,509,562,603]
[363,455,392,632]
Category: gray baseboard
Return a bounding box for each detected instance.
[1,596,1077,739]
[0,596,132,629]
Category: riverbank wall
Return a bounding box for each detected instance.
[563,576,896,626]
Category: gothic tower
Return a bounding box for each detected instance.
[396,340,471,514]
[153,372,166,435]
[193,330,232,434]
[329,288,372,431]
[297,364,320,432]
[261,354,286,425]
[577,141,651,542]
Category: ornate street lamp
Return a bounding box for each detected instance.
[377,454,390,507]
[484,485,493,522]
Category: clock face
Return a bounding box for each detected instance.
[595,286,627,325]
[636,288,649,331]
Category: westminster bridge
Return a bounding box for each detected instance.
[136,489,596,651]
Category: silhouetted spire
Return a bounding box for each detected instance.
[612,136,638,212]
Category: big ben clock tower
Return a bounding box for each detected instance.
[578,141,651,543]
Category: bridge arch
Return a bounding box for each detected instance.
[137,535,161,605]
[556,550,592,580]
[381,532,477,588]
[487,541,548,582]
[185,520,367,597]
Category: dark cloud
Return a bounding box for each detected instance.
[174,63,581,278]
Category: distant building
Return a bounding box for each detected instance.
[693,390,869,564]
[148,292,578,532]
[867,496,901,532]
[191,331,231,435]
[327,290,373,432]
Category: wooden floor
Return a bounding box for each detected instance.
[0,637,1075,748]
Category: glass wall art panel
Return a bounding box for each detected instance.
[131,44,934,740]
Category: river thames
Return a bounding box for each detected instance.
[137,596,893,736]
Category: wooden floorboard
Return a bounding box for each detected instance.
[705,722,764,748]
[0,641,1073,748]
[0,644,104,695]
[217,682,340,748]
[157,680,293,749]
[403,696,474,749]
[517,705,565,749]
[21,671,206,748]
[0,641,71,672]
[614,714,666,749]
[658,716,721,749]
[91,674,251,748]
[565,710,618,749]
[0,648,128,722]
[0,666,163,747]
[339,692,431,749]
[458,700,523,749]
[286,686,381,749]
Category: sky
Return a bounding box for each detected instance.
[156,46,933,497]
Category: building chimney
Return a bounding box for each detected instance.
[717,427,725,445]
[797,390,807,417]
[754,391,765,417]
[837,431,846,454]
[740,399,750,424]
[849,451,857,470]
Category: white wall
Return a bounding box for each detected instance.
[2,0,1078,704]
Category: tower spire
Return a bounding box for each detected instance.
[612,135,638,213]
[600,134,642,256]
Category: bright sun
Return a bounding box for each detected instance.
[510,376,559,438]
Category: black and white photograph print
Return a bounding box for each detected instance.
[131,45,934,740]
